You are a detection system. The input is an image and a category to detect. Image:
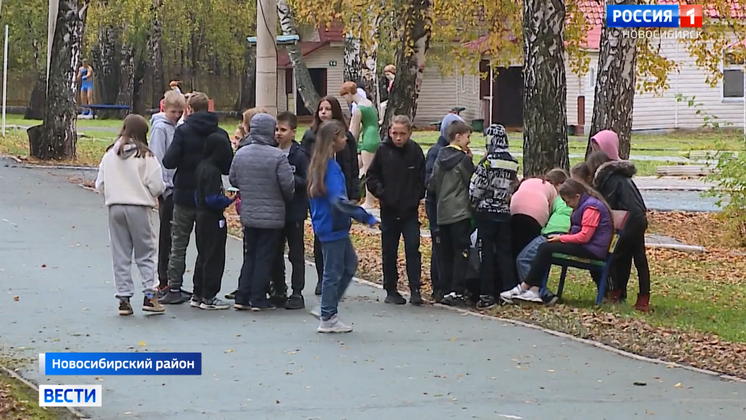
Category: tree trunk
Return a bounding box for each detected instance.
[148,0,165,108]
[90,25,119,105]
[277,0,319,113]
[522,0,569,177]
[344,32,362,84]
[33,0,88,160]
[116,42,136,117]
[236,46,256,112]
[133,49,147,115]
[379,0,431,137]
[25,74,47,120]
[586,0,638,160]
[360,14,381,107]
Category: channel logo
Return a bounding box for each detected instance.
[608,5,703,28]
[39,385,102,407]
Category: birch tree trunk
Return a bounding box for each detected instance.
[343,32,362,84]
[277,0,319,113]
[31,0,88,160]
[148,0,165,107]
[380,0,431,137]
[522,0,569,177]
[90,25,119,106]
[116,42,136,114]
[586,0,638,160]
[360,14,381,107]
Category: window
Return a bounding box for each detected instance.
[723,52,744,99]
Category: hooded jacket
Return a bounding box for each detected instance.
[425,113,465,223]
[95,139,165,207]
[593,160,648,229]
[469,124,518,219]
[284,141,310,221]
[301,128,360,201]
[591,130,620,161]
[196,135,233,214]
[366,137,426,215]
[162,111,233,207]
[429,144,475,225]
[229,113,295,229]
[148,113,177,198]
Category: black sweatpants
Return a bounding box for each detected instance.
[314,234,324,288]
[425,199,445,296]
[439,218,473,295]
[523,242,600,288]
[611,223,650,297]
[476,216,516,296]
[194,211,227,300]
[271,221,306,296]
[380,208,421,293]
[510,214,543,261]
[157,194,175,289]
[237,227,282,306]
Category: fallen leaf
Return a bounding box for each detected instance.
[674,383,682,388]
[13,296,19,301]
[41,264,46,268]
[225,349,234,353]
[633,382,647,386]
[138,341,146,347]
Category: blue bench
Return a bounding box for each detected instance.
[81,104,131,118]
[540,210,629,305]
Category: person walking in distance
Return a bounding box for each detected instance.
[192,135,236,310]
[365,115,426,305]
[269,112,310,310]
[149,90,185,297]
[428,120,476,308]
[78,59,94,116]
[308,120,378,332]
[161,92,233,305]
[95,115,166,316]
[229,113,295,311]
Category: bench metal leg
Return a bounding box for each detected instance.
[596,267,609,305]
[557,266,568,298]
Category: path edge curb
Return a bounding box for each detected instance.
[0,363,91,419]
[74,178,745,384]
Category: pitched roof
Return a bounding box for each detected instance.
[318,22,345,42]
[277,42,329,68]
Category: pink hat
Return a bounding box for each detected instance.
[591,130,620,161]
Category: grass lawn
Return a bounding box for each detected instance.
[0,364,73,420]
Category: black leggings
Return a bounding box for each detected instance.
[611,224,650,297]
[510,214,543,261]
[523,242,600,288]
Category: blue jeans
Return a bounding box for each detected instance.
[516,235,547,283]
[320,237,358,321]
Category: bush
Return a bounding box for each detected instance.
[706,148,746,247]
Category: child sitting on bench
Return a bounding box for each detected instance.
[500,179,614,304]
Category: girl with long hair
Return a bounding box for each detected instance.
[501,179,614,304]
[95,114,166,316]
[301,96,361,296]
[307,120,378,333]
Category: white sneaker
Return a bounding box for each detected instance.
[513,289,543,303]
[317,314,353,333]
[499,285,523,303]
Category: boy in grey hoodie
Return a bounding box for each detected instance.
[149,90,185,293]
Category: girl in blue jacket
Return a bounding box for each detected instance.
[308,120,378,333]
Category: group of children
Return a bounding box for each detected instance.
[427,119,651,312]
[96,89,377,333]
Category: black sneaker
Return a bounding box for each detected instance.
[541,290,560,305]
[431,290,445,304]
[270,294,288,308]
[118,299,133,316]
[200,297,231,310]
[409,291,423,306]
[142,294,165,314]
[250,301,277,312]
[189,295,202,308]
[234,302,251,311]
[314,282,322,296]
[477,295,497,310]
[225,290,238,300]
[441,292,468,308]
[159,289,190,305]
[156,287,169,299]
[384,292,407,305]
[285,294,305,310]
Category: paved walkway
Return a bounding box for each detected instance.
[1,159,745,419]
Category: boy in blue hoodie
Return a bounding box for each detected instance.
[269,112,310,309]
[149,90,185,294]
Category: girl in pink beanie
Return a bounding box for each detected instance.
[590,130,620,161]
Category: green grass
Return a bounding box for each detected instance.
[0,366,74,420]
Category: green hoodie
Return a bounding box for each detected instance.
[542,195,572,235]
[429,144,476,225]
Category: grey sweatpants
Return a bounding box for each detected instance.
[108,204,158,298]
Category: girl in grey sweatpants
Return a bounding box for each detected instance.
[95,114,167,316]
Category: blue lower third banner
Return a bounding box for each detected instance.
[39,352,202,375]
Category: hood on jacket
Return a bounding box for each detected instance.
[237,133,252,149]
[484,124,509,154]
[249,113,277,146]
[594,160,636,188]
[591,130,620,161]
[436,144,467,170]
[110,138,139,159]
[150,112,175,129]
[185,111,219,135]
[440,113,464,139]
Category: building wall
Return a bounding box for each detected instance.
[582,38,745,131]
[278,45,347,116]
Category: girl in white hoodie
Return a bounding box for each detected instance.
[96,114,167,316]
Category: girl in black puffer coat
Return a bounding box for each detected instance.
[588,150,650,311]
